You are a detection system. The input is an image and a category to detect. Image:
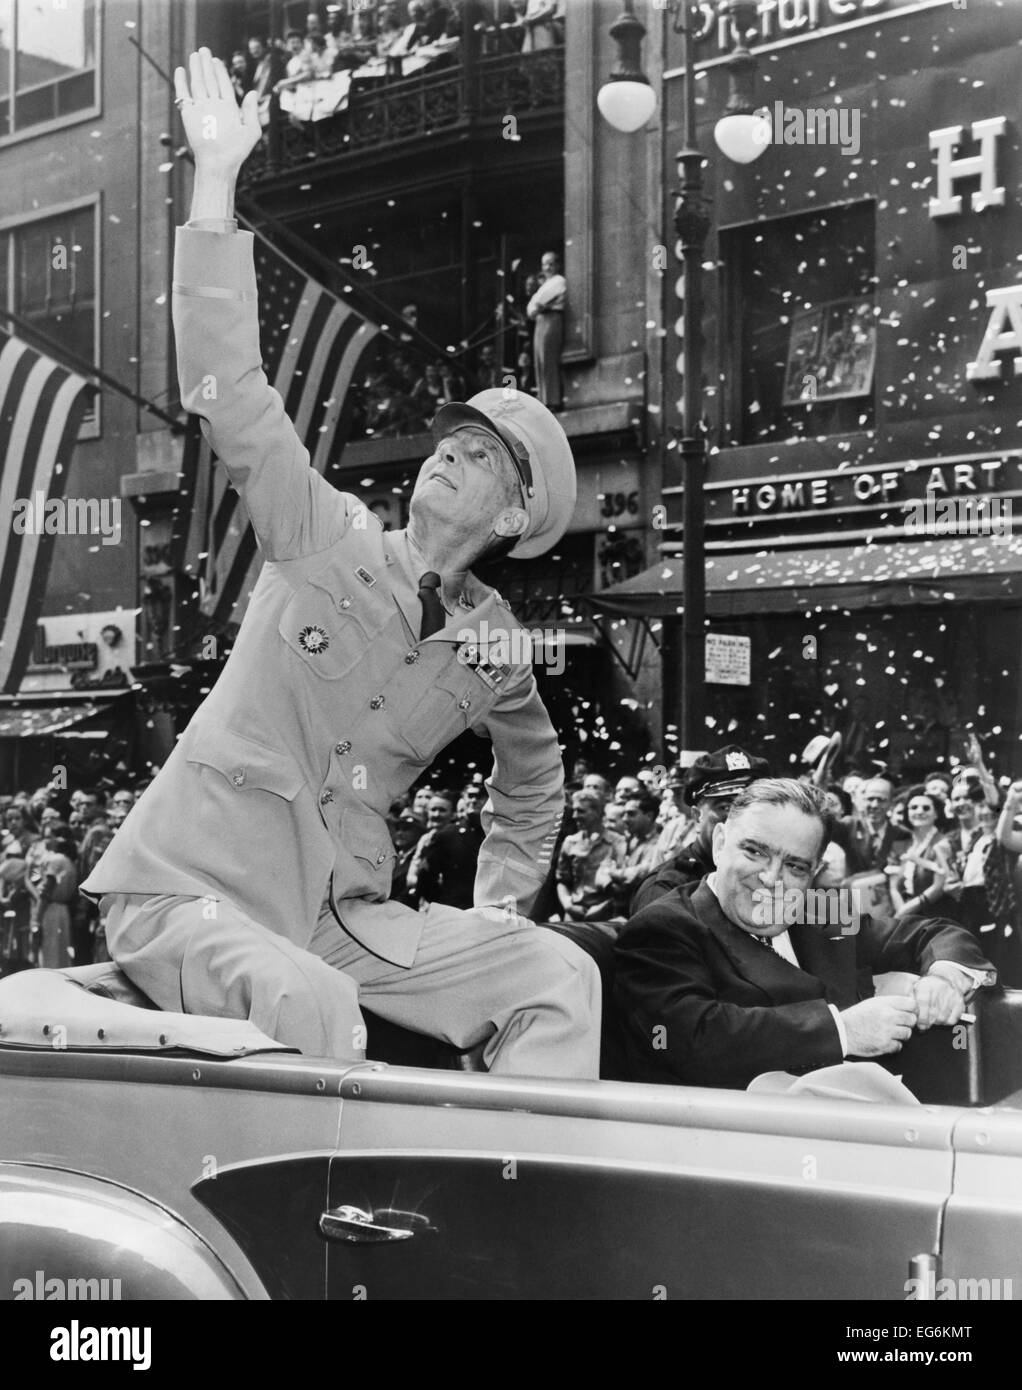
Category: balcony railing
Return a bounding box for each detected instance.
[239,49,563,187]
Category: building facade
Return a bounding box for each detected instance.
[592,0,1022,781]
[0,0,201,790]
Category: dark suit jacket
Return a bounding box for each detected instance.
[612,880,993,1090]
[840,815,910,875]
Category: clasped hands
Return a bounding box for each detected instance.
[841,972,968,1057]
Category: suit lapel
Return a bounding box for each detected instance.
[693,882,824,1005]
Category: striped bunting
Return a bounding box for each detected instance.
[181,233,379,629]
[0,329,93,693]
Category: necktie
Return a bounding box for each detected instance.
[417,571,446,639]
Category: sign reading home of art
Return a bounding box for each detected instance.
[706,633,751,686]
[721,454,1021,522]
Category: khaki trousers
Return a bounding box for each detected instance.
[102,892,601,1080]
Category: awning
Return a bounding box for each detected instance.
[587,535,1022,620]
[0,699,116,739]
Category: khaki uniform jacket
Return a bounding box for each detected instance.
[83,227,564,967]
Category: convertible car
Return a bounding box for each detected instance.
[1,961,1021,1301]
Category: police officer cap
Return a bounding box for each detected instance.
[682,744,772,806]
[431,388,577,559]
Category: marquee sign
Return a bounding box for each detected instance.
[718,454,1021,523]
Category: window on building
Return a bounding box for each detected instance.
[0,204,98,430]
[0,0,98,139]
[720,201,877,446]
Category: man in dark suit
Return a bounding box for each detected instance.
[613,779,994,1090]
[839,775,910,876]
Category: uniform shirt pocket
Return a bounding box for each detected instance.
[397,667,492,759]
[341,807,397,875]
[278,578,391,681]
[185,725,305,801]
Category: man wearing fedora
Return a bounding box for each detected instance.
[83,50,599,1078]
[631,745,771,914]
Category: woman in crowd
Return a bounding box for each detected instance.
[885,787,951,920]
[25,821,78,969]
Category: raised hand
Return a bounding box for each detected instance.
[174,48,261,177]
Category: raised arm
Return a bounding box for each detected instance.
[173,49,355,560]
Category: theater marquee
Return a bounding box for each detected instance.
[718,454,1022,523]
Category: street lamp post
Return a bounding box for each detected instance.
[598,0,763,764]
[674,9,712,762]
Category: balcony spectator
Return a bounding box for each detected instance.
[248,35,286,99]
[520,0,564,52]
[473,343,504,391]
[515,347,533,394]
[376,2,405,57]
[229,50,250,101]
[308,32,336,77]
[498,0,528,51]
[274,30,316,93]
[305,10,324,40]
[326,6,373,69]
[393,0,430,54]
[526,250,566,410]
[423,0,453,42]
[413,361,456,417]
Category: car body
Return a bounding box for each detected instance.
[1,964,1021,1301]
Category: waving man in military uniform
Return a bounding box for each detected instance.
[84,50,599,1078]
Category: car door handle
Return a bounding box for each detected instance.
[319,1205,434,1243]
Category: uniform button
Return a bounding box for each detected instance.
[404,650,420,664]
[335,741,351,755]
[339,596,353,610]
[376,852,387,865]
[369,695,385,710]
[320,790,334,805]
[459,697,471,710]
[232,770,245,787]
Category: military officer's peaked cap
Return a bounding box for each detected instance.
[682,744,772,806]
[431,388,577,558]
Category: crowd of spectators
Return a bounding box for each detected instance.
[353,337,531,438]
[224,1,565,110]
[0,780,152,975]
[383,738,1022,990]
[8,727,1019,1004]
